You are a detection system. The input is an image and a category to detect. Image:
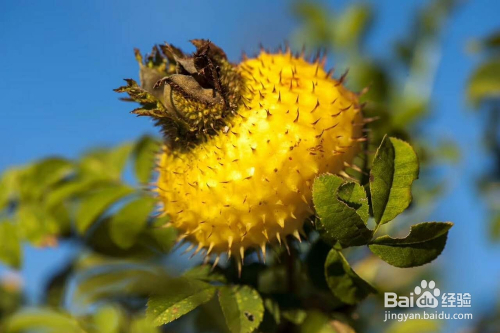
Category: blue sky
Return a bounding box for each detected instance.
[1,0,499,332]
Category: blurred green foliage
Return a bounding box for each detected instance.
[2,0,496,332]
[467,31,500,244]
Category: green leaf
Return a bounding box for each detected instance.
[264,298,280,325]
[370,136,419,225]
[218,285,264,333]
[313,174,372,247]
[386,319,440,333]
[332,4,372,49]
[300,311,337,333]
[109,196,156,249]
[133,136,161,184]
[29,158,73,193]
[183,265,227,283]
[147,225,177,253]
[92,305,123,333]
[147,278,216,326]
[80,144,133,181]
[0,221,22,268]
[324,249,376,304]
[4,309,86,333]
[70,264,169,307]
[0,169,22,210]
[338,182,369,224]
[490,214,500,242]
[467,59,500,105]
[281,309,307,325]
[76,185,134,234]
[130,316,160,333]
[368,222,453,268]
[15,158,74,202]
[195,297,232,333]
[45,179,105,210]
[17,204,60,245]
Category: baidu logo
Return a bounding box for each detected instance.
[384,280,471,309]
[414,280,440,308]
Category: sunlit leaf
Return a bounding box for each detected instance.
[292,3,330,45]
[183,265,227,283]
[130,316,160,333]
[76,185,134,234]
[264,298,280,325]
[80,143,133,181]
[0,221,22,268]
[92,305,123,333]
[145,216,177,253]
[218,285,264,333]
[300,311,337,333]
[194,297,232,333]
[147,278,216,326]
[109,196,156,249]
[17,204,60,245]
[281,309,307,325]
[332,4,372,49]
[386,318,440,333]
[468,58,500,105]
[0,169,23,210]
[27,158,73,197]
[69,263,170,309]
[368,222,453,267]
[313,174,372,247]
[133,135,161,184]
[4,309,86,333]
[490,214,500,242]
[324,249,376,304]
[13,158,73,203]
[45,179,106,210]
[370,136,419,225]
[147,225,177,253]
[337,181,369,224]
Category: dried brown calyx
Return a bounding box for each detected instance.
[115,40,244,149]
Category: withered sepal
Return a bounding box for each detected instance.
[115,40,243,150]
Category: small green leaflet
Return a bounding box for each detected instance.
[218,285,264,333]
[313,174,372,247]
[147,278,216,326]
[109,196,157,249]
[0,168,21,210]
[5,309,86,333]
[281,309,307,326]
[300,311,337,333]
[80,143,133,182]
[76,185,134,234]
[17,203,59,245]
[368,222,453,268]
[324,249,376,304]
[45,179,105,210]
[133,135,161,184]
[370,136,419,225]
[92,305,123,333]
[490,214,500,242]
[19,158,74,201]
[0,221,22,268]
[467,58,500,105]
[338,181,370,224]
[130,316,160,333]
[183,265,227,283]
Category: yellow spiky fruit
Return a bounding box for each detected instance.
[155,51,364,263]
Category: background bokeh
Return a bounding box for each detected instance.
[1,0,499,332]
